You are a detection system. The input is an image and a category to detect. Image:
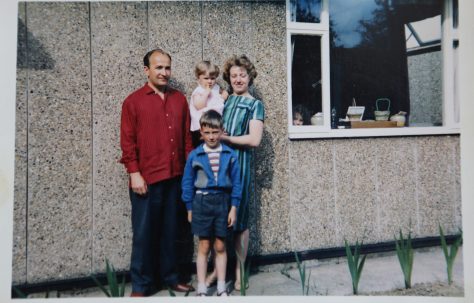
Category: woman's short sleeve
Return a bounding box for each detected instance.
[251,100,265,122]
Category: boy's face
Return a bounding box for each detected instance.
[197,72,217,89]
[200,125,223,149]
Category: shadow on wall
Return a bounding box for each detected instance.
[251,90,275,256]
[17,18,55,70]
[169,77,186,94]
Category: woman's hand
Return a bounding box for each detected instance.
[221,120,263,148]
[228,206,237,227]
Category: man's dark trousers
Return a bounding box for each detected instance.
[129,177,180,294]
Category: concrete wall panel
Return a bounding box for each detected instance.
[12,2,27,284]
[250,1,291,255]
[26,2,92,282]
[202,1,253,89]
[375,137,418,239]
[289,140,337,250]
[417,136,459,235]
[148,1,202,99]
[333,139,378,243]
[90,1,148,273]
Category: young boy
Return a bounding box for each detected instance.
[181,110,242,296]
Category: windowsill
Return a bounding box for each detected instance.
[288,126,460,139]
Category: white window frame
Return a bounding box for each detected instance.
[286,0,460,139]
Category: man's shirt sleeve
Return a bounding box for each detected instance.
[119,99,140,173]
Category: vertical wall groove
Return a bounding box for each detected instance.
[88,1,94,274]
[24,1,30,282]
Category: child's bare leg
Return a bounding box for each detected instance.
[214,237,227,294]
[234,229,249,290]
[205,254,218,287]
[197,238,211,294]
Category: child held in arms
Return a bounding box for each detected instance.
[181,110,242,296]
[189,61,229,147]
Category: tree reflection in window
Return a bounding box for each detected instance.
[329,0,443,127]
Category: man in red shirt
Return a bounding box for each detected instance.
[120,49,194,296]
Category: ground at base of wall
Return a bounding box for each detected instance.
[25,246,463,298]
[363,282,463,297]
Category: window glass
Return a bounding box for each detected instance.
[291,35,322,126]
[290,0,322,23]
[329,0,443,128]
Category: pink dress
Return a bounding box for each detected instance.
[189,84,225,131]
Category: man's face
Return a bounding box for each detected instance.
[200,125,223,149]
[144,52,171,89]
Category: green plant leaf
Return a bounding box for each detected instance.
[167,287,176,297]
[13,286,27,299]
[91,275,111,297]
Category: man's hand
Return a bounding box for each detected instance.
[228,206,237,227]
[187,211,192,223]
[130,172,147,195]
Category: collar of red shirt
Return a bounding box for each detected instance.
[144,82,169,96]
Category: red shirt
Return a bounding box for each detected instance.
[120,83,193,185]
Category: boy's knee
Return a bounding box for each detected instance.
[214,238,226,253]
[198,238,211,253]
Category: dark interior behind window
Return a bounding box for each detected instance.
[329,0,442,127]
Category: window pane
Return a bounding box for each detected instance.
[290,0,322,23]
[291,35,322,126]
[329,0,443,128]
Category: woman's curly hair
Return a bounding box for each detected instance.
[222,55,258,87]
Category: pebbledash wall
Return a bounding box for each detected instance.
[13,1,461,285]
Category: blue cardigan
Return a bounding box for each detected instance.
[181,143,242,211]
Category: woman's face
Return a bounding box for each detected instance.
[229,66,250,95]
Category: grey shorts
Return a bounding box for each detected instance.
[191,192,230,238]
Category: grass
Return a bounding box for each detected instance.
[91,258,126,297]
[394,229,414,289]
[344,239,367,295]
[439,224,463,285]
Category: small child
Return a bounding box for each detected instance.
[181,110,242,297]
[293,104,310,125]
[190,61,229,147]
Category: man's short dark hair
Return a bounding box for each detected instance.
[143,49,172,67]
[200,110,223,129]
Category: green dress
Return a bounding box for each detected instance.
[222,95,265,232]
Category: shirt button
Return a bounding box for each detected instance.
[166,114,169,117]
[168,126,172,129]
[170,138,174,142]
[172,152,175,155]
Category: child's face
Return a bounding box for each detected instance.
[200,125,223,149]
[197,72,217,89]
[293,113,304,125]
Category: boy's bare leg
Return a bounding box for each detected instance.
[234,229,249,290]
[214,237,227,295]
[206,256,218,287]
[197,238,211,294]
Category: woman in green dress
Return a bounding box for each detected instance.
[220,55,265,290]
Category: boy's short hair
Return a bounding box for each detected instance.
[200,110,223,129]
[195,61,220,78]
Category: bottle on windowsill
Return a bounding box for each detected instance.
[331,107,337,129]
